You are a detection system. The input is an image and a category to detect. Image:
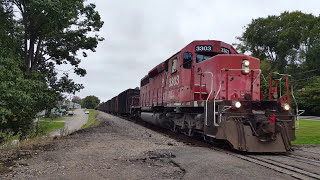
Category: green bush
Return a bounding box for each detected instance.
[0,58,60,143]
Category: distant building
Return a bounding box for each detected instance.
[67,102,81,109]
[36,101,81,118]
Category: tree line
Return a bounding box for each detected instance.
[235,11,320,115]
[0,0,103,142]
[72,95,100,109]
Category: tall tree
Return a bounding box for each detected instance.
[0,1,104,139]
[81,95,100,109]
[72,96,81,104]
[235,11,320,72]
[0,57,61,140]
[0,3,20,59]
[1,0,104,94]
[295,77,320,115]
[235,11,320,115]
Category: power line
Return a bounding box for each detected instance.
[291,76,316,83]
[293,68,320,75]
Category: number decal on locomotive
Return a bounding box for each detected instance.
[221,47,230,54]
[169,75,179,87]
[195,45,213,52]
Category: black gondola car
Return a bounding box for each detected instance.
[106,100,111,113]
[118,89,140,116]
[110,97,116,114]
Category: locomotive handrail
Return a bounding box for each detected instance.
[213,68,262,127]
[272,72,292,77]
[291,85,304,129]
[201,71,214,126]
[271,72,303,129]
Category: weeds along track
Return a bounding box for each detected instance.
[107,113,320,180]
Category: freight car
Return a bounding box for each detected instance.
[98,89,140,115]
[118,89,140,116]
[101,40,298,153]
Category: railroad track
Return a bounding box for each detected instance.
[235,154,320,180]
[108,113,320,180]
[286,154,320,167]
[299,149,320,156]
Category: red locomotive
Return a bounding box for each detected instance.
[99,40,296,152]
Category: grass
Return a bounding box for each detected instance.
[81,109,99,129]
[0,121,64,151]
[292,120,320,145]
[40,115,67,122]
[38,121,65,135]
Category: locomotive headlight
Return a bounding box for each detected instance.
[232,101,241,109]
[242,60,250,74]
[243,67,250,74]
[242,60,250,67]
[283,104,290,111]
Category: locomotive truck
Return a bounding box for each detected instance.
[99,40,297,153]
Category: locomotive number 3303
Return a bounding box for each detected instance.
[169,75,179,87]
[195,45,213,52]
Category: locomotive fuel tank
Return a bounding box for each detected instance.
[140,112,171,128]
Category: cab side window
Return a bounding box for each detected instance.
[183,52,192,69]
[171,58,177,74]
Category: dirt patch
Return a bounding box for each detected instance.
[0,138,59,176]
[128,150,185,179]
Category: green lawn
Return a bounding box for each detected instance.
[38,121,65,135]
[292,120,320,145]
[81,109,99,129]
[41,115,67,121]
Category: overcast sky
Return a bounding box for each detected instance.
[66,0,320,102]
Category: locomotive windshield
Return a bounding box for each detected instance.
[196,46,232,63]
[196,54,213,63]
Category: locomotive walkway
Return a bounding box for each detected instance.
[1,111,320,179]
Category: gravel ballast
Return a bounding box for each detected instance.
[0,112,301,179]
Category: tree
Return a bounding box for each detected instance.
[235,11,320,72]
[0,58,61,141]
[72,96,81,104]
[295,77,320,115]
[81,96,100,109]
[0,4,20,59]
[0,1,104,140]
[1,0,104,94]
[235,11,320,115]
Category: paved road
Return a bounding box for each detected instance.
[299,116,320,121]
[50,109,89,136]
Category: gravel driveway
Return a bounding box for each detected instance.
[50,109,88,136]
